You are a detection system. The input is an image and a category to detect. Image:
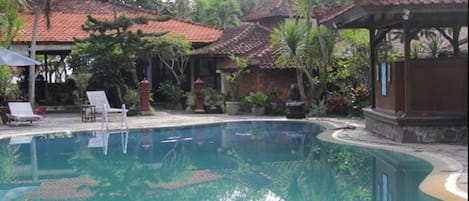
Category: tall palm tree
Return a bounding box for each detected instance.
[0,0,30,48]
[28,0,44,107]
[271,19,316,103]
[194,0,241,28]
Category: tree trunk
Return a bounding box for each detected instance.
[296,68,307,103]
[315,20,329,99]
[29,0,40,107]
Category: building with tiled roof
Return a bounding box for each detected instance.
[242,0,294,30]
[193,21,297,106]
[12,0,222,54]
[7,0,225,102]
[191,0,302,108]
[243,0,293,25]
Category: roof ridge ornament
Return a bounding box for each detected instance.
[402,9,410,21]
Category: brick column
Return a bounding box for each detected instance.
[140,79,150,113]
[194,78,205,113]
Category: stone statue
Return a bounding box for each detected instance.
[288,84,301,101]
[285,84,305,119]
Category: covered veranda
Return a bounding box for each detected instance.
[320,0,468,143]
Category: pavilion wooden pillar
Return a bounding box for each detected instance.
[369,27,376,109]
[403,22,412,114]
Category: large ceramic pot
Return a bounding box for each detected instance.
[225,101,240,115]
[251,106,265,116]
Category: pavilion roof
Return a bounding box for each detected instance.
[14,0,222,44]
[319,0,468,29]
[192,23,294,70]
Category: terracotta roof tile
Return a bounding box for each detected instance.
[195,23,295,70]
[192,23,271,55]
[15,0,222,44]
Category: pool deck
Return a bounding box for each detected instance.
[0,110,467,200]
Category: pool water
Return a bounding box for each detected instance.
[0,121,437,201]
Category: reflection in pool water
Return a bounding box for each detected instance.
[0,121,437,201]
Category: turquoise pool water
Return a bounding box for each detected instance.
[0,121,437,201]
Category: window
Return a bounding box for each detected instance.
[381,63,387,96]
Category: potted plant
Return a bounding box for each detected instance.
[0,66,21,124]
[201,88,223,113]
[225,55,250,115]
[244,91,268,116]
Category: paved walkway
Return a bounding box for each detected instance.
[0,110,467,200]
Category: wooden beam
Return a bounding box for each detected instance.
[372,28,392,47]
[403,22,412,115]
[369,26,376,109]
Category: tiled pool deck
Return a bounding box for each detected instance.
[0,110,467,200]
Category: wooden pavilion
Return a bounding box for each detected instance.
[319,0,468,143]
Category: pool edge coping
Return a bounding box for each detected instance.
[314,120,467,201]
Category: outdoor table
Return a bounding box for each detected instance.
[81,104,96,123]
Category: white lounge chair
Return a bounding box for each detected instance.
[86,91,127,114]
[7,102,42,125]
[86,91,128,130]
[88,130,128,155]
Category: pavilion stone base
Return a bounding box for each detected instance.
[363,109,467,144]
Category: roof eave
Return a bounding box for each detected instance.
[320,3,468,29]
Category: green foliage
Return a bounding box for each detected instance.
[348,86,370,116]
[271,19,307,68]
[338,29,370,87]
[244,91,268,107]
[302,22,337,69]
[308,98,327,117]
[70,15,169,106]
[425,33,444,58]
[148,35,192,87]
[158,80,183,104]
[238,0,259,16]
[69,72,92,104]
[193,0,241,28]
[0,0,28,48]
[174,0,192,19]
[0,142,18,184]
[225,54,250,101]
[411,41,424,59]
[0,66,21,105]
[322,86,370,117]
[326,93,351,115]
[123,89,141,111]
[201,88,224,107]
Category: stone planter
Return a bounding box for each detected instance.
[225,101,240,115]
[251,106,265,116]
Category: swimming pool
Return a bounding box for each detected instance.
[0,121,437,201]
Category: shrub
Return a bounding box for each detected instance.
[157,80,183,104]
[123,89,141,112]
[326,94,351,115]
[348,86,370,116]
[308,99,327,117]
[244,91,268,107]
[201,88,223,108]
